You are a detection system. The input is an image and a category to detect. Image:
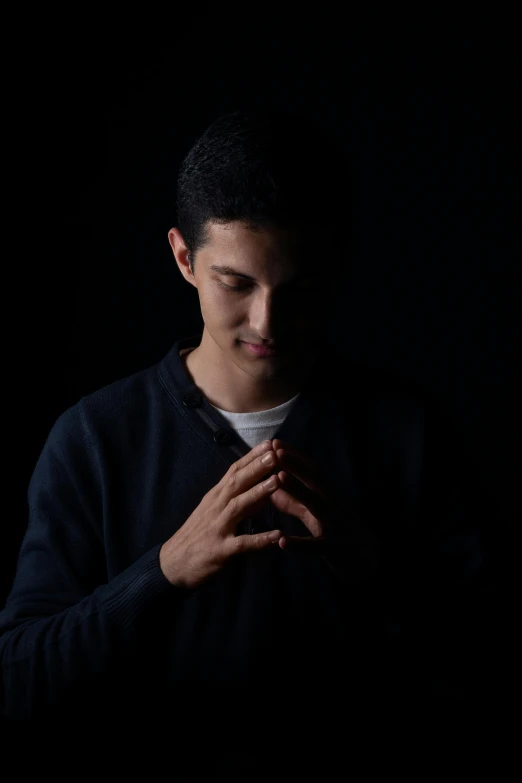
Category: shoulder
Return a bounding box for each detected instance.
[326,351,468,465]
[329,351,432,420]
[43,360,165,458]
[78,363,161,421]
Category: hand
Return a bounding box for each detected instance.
[267,438,338,552]
[269,439,380,582]
[159,440,282,590]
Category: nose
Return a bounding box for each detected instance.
[248,289,287,339]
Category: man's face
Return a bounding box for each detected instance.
[173,220,337,380]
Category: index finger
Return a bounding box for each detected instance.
[230,440,274,474]
[272,439,317,471]
[272,439,327,496]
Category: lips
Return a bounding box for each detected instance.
[243,342,280,357]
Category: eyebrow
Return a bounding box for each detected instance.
[208,264,308,283]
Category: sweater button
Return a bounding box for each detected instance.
[183,392,203,407]
[214,429,232,445]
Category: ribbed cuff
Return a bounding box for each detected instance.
[102,544,178,638]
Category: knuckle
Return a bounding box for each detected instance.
[232,535,244,553]
[226,471,238,490]
[255,480,267,498]
[227,495,238,514]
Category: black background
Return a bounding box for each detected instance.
[4,11,519,603]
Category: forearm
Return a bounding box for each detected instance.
[0,545,174,720]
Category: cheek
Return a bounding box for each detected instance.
[294,299,333,330]
[204,290,244,321]
[202,286,229,307]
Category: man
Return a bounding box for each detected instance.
[0,108,503,778]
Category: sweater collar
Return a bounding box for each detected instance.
[156,332,342,459]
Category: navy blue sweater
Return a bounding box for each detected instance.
[0,334,502,775]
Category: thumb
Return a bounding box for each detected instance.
[278,535,327,554]
[256,529,283,547]
[230,529,282,555]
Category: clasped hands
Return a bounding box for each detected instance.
[266,438,380,583]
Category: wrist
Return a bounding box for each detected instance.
[159,541,187,588]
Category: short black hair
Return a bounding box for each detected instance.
[175,108,349,273]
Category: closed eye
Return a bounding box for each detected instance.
[217,280,315,294]
[217,281,252,293]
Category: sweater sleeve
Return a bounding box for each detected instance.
[0,404,177,721]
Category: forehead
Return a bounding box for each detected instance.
[202,220,308,266]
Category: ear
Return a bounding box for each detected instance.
[168,228,197,287]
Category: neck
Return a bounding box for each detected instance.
[181,331,314,413]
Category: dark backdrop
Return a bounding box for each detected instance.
[5,12,519,604]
